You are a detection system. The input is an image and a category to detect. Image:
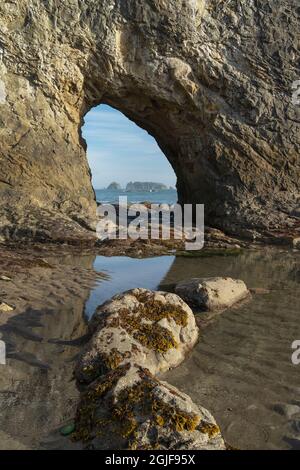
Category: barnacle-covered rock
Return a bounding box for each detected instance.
[73,364,225,450]
[75,289,199,384]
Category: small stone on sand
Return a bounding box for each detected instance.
[0,302,15,312]
[0,275,12,281]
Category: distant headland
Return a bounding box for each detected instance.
[107,182,122,191]
[106,182,175,192]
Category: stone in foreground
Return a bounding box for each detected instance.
[73,365,225,450]
[175,277,249,311]
[75,289,199,384]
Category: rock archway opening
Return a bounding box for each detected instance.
[82,103,178,205]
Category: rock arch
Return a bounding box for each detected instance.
[0,0,299,242]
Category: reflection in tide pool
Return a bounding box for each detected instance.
[85,256,175,319]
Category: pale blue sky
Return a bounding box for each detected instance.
[82,105,177,189]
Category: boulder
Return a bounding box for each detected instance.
[75,289,199,384]
[73,364,225,450]
[175,277,249,311]
[126,182,168,192]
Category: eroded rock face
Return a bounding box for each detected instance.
[74,364,225,450]
[175,277,250,310]
[75,288,199,384]
[0,1,299,240]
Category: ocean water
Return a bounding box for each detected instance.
[95,188,178,205]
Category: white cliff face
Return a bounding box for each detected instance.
[0,0,299,241]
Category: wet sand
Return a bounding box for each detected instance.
[0,247,99,450]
